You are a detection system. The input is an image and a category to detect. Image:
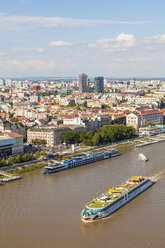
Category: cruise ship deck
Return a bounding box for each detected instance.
[87,176,146,209]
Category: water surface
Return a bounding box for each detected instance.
[0,143,165,248]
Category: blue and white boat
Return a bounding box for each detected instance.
[42,150,120,174]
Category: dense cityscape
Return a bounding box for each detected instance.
[0,75,165,163]
[1,1,165,248]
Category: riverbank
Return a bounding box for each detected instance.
[0,162,46,184]
[2,133,165,179]
[7,162,46,175]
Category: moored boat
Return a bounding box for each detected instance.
[42,150,120,174]
[81,176,154,222]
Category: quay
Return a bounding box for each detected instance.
[0,170,21,183]
[135,134,165,147]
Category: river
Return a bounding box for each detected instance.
[0,143,165,248]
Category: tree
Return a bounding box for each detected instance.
[35,151,40,159]
[15,155,21,164]
[92,133,101,146]
[77,104,81,110]
[69,101,76,107]
[21,154,28,162]
[28,153,34,161]
[40,149,47,157]
[57,154,63,161]
[0,158,7,167]
[83,139,93,146]
[113,118,120,124]
[8,156,15,165]
[83,100,88,108]
[32,138,46,145]
[146,121,155,126]
[79,131,86,141]
[10,117,19,122]
[62,131,79,144]
[86,131,94,140]
[101,104,109,109]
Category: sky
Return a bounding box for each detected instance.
[1,0,165,78]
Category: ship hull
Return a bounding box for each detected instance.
[81,178,154,222]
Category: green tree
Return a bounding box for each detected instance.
[113,118,120,124]
[92,133,101,146]
[15,155,21,164]
[146,121,155,126]
[0,158,7,167]
[40,149,47,157]
[86,131,94,140]
[57,154,63,161]
[79,131,86,141]
[83,100,88,108]
[62,131,79,144]
[28,152,34,161]
[8,156,15,165]
[21,154,28,162]
[32,138,46,145]
[69,101,76,107]
[35,151,40,159]
[10,117,19,122]
[83,139,93,146]
[77,104,81,110]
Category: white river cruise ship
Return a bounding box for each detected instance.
[81,176,154,222]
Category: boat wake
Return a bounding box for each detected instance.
[149,169,165,182]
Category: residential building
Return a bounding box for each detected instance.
[0,119,27,140]
[30,94,41,103]
[27,126,71,146]
[126,109,163,129]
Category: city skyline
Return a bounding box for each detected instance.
[1,0,165,77]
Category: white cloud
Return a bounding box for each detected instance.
[143,34,165,44]
[142,34,165,50]
[3,60,56,71]
[88,33,136,52]
[1,59,75,72]
[12,47,45,53]
[13,40,22,44]
[0,13,146,32]
[0,52,6,57]
[129,57,149,62]
[114,58,125,62]
[49,41,74,47]
[36,48,45,53]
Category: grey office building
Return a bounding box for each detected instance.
[94,77,104,93]
[78,73,88,93]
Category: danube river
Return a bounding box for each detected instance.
[0,143,165,248]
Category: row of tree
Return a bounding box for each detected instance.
[32,139,47,145]
[0,150,47,167]
[62,124,136,147]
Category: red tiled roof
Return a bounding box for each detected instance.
[3,132,23,138]
[139,109,161,116]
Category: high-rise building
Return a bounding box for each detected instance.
[78,73,88,93]
[94,77,104,93]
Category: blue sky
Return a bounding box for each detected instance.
[1,0,165,78]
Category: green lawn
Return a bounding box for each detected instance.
[87,190,124,208]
